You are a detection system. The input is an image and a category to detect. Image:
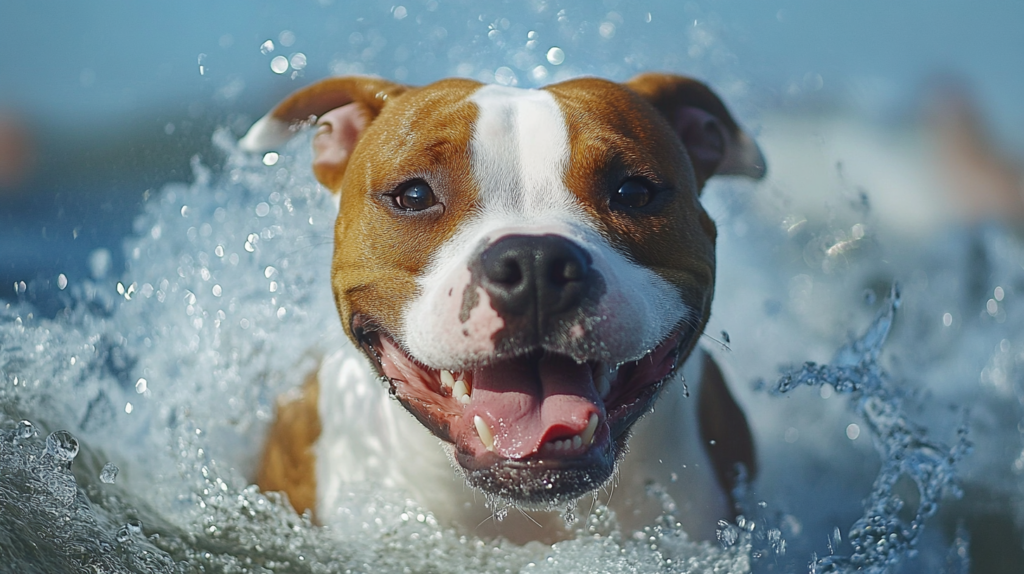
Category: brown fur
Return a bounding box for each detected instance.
[256,372,321,516]
[331,79,482,342]
[253,73,760,528]
[548,78,719,358]
[698,352,757,505]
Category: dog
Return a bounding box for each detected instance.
[239,73,764,543]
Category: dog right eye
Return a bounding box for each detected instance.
[612,178,654,209]
[393,180,437,211]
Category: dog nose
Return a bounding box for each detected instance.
[479,234,594,319]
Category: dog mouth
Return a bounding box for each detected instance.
[353,314,690,506]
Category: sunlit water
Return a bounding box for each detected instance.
[3,116,1024,572]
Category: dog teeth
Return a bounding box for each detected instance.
[581,413,599,446]
[440,370,455,389]
[474,415,495,452]
[542,414,600,455]
[453,379,471,404]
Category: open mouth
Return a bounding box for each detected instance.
[353,315,690,506]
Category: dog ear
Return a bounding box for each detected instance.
[239,76,407,190]
[626,73,766,189]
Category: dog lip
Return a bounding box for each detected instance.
[350,312,689,500]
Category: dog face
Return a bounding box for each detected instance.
[241,73,764,507]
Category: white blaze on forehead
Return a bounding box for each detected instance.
[469,84,581,217]
[401,84,689,368]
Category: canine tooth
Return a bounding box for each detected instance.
[453,380,469,403]
[440,370,455,388]
[474,415,495,452]
[581,413,599,446]
[572,435,582,449]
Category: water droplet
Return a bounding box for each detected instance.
[546,46,565,65]
[785,427,800,443]
[135,378,148,393]
[262,152,279,166]
[125,402,134,414]
[270,56,289,74]
[290,53,307,71]
[264,266,277,279]
[846,423,860,440]
[717,520,739,547]
[278,30,296,47]
[212,284,222,297]
[57,273,68,290]
[100,462,119,484]
[563,502,578,526]
[255,202,271,217]
[260,39,275,54]
[88,248,113,280]
[494,67,517,86]
[45,430,80,462]
[393,5,408,19]
[15,420,36,440]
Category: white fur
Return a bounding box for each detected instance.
[402,85,687,368]
[314,346,469,522]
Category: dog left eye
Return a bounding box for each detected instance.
[393,181,437,211]
[612,179,654,209]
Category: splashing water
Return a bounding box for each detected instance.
[768,287,971,573]
[6,123,1020,572]
[2,106,1022,574]
[0,134,754,573]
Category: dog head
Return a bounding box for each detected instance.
[241,73,765,508]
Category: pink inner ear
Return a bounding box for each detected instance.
[673,107,728,180]
[312,102,370,179]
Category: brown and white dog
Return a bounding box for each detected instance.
[240,73,764,543]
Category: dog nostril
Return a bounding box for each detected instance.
[493,258,523,285]
[557,260,584,283]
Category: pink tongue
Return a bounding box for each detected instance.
[465,355,603,459]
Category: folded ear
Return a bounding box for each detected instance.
[626,73,766,189]
[239,76,407,190]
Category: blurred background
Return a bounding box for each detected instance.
[1,0,1022,305]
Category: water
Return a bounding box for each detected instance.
[3,119,1023,572]
[4,3,1024,570]
[0,135,750,572]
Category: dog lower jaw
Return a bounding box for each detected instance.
[352,315,686,506]
[454,379,669,508]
